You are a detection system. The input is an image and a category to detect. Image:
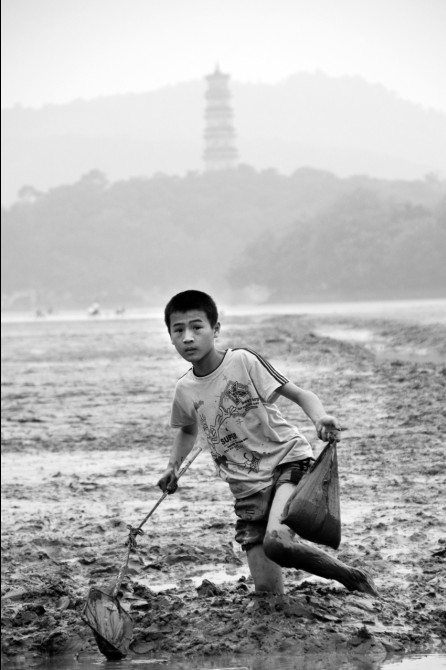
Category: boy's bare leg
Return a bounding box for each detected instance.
[263,483,378,596]
[246,544,284,594]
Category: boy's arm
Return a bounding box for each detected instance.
[157,422,198,493]
[276,382,341,441]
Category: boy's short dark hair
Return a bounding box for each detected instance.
[164,290,219,331]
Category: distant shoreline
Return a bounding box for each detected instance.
[2,297,445,325]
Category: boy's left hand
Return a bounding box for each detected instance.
[316,415,342,443]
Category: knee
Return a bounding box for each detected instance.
[263,529,295,568]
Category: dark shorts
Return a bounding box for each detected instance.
[234,458,313,551]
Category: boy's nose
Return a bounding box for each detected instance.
[183,330,194,343]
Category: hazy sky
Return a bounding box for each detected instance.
[2,0,446,111]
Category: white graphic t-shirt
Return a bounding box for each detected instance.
[170,348,313,499]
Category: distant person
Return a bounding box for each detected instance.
[88,302,100,316]
[157,290,377,597]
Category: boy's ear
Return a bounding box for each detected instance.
[214,321,221,338]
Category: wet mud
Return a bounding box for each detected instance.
[1,309,445,668]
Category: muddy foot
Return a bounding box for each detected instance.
[347,568,379,597]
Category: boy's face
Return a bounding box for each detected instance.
[169,309,220,364]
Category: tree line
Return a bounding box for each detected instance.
[2,167,445,310]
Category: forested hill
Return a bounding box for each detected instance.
[2,72,446,204]
[2,167,445,310]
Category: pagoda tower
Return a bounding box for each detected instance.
[203,66,238,171]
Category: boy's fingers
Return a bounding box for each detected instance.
[318,425,345,442]
[157,469,178,492]
[157,477,171,492]
[166,475,179,494]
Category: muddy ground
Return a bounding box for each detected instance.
[1,306,445,668]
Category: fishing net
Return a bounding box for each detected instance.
[281,441,341,549]
[82,587,133,660]
[81,447,202,661]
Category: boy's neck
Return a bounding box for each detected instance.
[193,347,225,377]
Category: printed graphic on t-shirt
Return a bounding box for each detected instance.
[198,380,262,476]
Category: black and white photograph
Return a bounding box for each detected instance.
[1,1,445,669]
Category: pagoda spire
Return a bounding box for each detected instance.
[203,66,238,171]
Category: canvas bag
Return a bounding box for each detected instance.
[281,440,341,549]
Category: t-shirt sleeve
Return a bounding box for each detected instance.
[170,383,197,428]
[242,348,289,403]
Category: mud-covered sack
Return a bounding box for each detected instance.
[281,441,341,549]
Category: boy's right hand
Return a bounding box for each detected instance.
[157,468,178,494]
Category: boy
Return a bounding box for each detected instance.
[157,290,377,597]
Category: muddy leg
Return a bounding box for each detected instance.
[246,543,284,594]
[263,483,378,596]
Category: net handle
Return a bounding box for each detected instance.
[111,446,202,597]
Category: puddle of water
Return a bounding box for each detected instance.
[372,344,446,365]
[316,328,374,343]
[136,567,340,596]
[3,652,445,670]
[383,654,446,669]
[315,327,445,364]
[136,564,251,594]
